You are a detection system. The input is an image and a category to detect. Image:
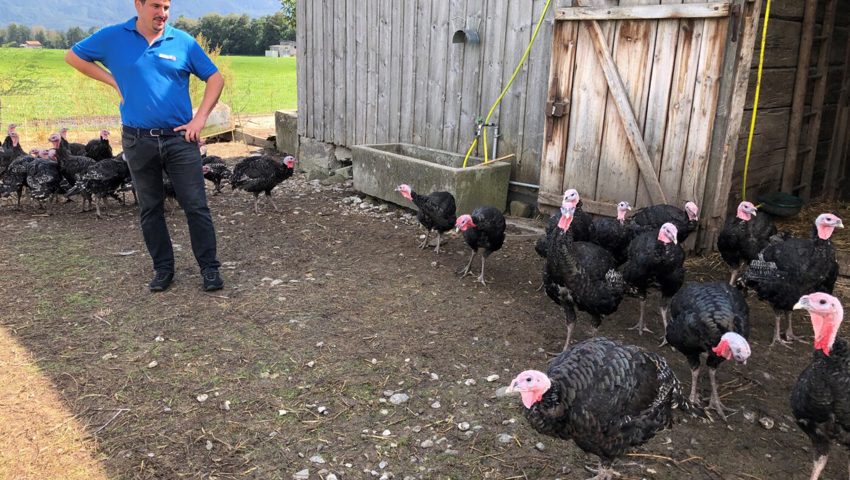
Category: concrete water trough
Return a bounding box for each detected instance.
[351,143,512,215]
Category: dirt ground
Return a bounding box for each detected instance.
[1,140,849,480]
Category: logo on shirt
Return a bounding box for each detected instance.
[158,53,177,61]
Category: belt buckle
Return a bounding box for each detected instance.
[149,128,161,137]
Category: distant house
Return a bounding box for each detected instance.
[265,41,296,58]
[20,40,43,49]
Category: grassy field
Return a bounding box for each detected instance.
[0,48,296,136]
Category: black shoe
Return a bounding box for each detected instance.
[149,271,174,292]
[202,270,224,291]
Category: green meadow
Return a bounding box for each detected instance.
[0,47,296,134]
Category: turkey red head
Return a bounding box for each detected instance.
[711,332,751,364]
[506,370,551,409]
[616,201,631,222]
[9,132,19,146]
[7,124,17,136]
[100,129,110,140]
[562,188,580,207]
[455,214,476,232]
[39,149,50,159]
[202,165,211,175]
[795,293,844,356]
[47,149,56,160]
[736,201,758,221]
[814,213,844,240]
[282,155,296,169]
[658,222,678,244]
[48,133,61,149]
[685,201,699,221]
[395,184,413,201]
[59,127,69,139]
[557,204,575,231]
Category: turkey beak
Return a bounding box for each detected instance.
[837,220,844,229]
[793,298,810,310]
[504,381,518,394]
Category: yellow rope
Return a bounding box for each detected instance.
[463,0,553,167]
[742,0,771,201]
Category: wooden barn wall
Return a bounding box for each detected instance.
[296,0,572,188]
[729,0,850,206]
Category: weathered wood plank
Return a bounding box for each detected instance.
[322,0,334,142]
[563,0,616,201]
[539,19,580,208]
[345,0,357,146]
[305,0,316,139]
[518,0,553,189]
[441,0,468,151]
[751,18,802,69]
[596,0,658,208]
[425,1,450,148]
[476,0,509,156]
[376,0,392,144]
[458,1,485,154]
[584,17,667,203]
[333,0,346,145]
[412,0,434,146]
[399,0,417,143]
[781,0,818,193]
[555,2,730,20]
[659,15,703,207]
[679,16,728,227]
[296,0,307,137]
[799,0,839,199]
[498,0,533,169]
[823,32,850,198]
[637,0,681,208]
[365,0,379,144]
[354,0,367,144]
[387,1,404,143]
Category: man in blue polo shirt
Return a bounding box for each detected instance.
[65,0,225,293]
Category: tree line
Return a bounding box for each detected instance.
[0,10,295,55]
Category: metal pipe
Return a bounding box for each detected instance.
[492,124,500,160]
[509,180,540,189]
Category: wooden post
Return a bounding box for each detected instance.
[698,0,764,252]
[780,0,818,194]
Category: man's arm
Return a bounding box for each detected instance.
[64,50,122,103]
[174,71,224,143]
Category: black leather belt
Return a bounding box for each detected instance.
[123,125,184,137]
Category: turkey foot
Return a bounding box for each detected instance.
[417,231,431,249]
[708,369,736,421]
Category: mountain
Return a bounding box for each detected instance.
[0,0,283,31]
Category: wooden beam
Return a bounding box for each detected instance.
[582,19,668,204]
[699,0,764,252]
[780,0,817,194]
[555,2,730,21]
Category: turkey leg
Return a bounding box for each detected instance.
[708,368,736,421]
[628,298,653,334]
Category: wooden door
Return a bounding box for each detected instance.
[539,1,732,217]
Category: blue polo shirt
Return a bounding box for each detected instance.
[72,17,218,129]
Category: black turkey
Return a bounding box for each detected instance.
[231,154,296,214]
[535,188,592,258]
[621,223,686,336]
[84,129,113,161]
[544,204,625,349]
[740,213,842,345]
[665,281,751,420]
[455,206,506,285]
[507,337,701,480]
[201,154,231,194]
[790,293,847,480]
[589,200,634,264]
[59,127,88,156]
[717,201,777,284]
[631,201,699,244]
[395,183,456,253]
[2,123,16,150]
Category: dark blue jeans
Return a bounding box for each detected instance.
[122,128,220,274]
